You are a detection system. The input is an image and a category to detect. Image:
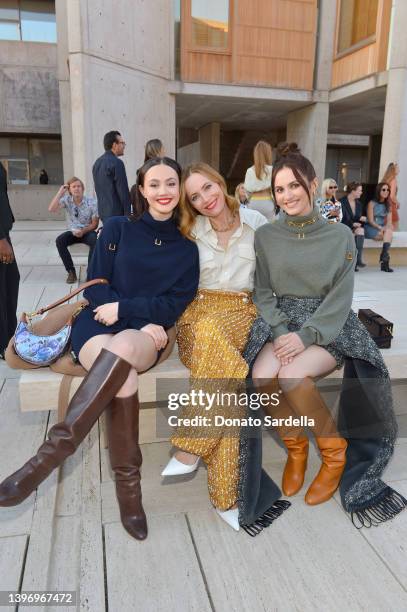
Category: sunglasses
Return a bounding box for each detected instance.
[381,187,390,191]
[74,208,79,218]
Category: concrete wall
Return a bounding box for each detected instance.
[8,185,64,220]
[380,0,407,229]
[177,142,200,167]
[0,41,60,134]
[59,0,176,192]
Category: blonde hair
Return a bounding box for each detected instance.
[382,163,397,184]
[253,140,273,180]
[235,182,246,203]
[67,176,84,193]
[179,162,239,239]
[320,178,336,200]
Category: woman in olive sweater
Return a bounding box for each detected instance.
[244,142,406,527]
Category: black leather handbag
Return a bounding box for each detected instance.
[358,309,394,349]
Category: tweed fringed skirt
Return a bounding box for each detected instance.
[243,296,407,526]
[172,289,257,510]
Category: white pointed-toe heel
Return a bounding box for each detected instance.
[161,455,200,477]
[216,507,240,531]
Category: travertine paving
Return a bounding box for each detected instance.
[1,222,407,612]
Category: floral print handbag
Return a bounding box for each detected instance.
[14,278,108,366]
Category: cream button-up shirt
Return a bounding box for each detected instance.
[192,207,268,292]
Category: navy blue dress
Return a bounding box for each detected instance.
[71,212,199,357]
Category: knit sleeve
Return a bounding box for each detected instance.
[83,218,121,306]
[296,229,356,348]
[117,246,199,327]
[253,232,290,338]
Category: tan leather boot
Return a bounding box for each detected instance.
[106,394,148,541]
[281,437,309,496]
[304,437,347,505]
[0,349,131,506]
[255,379,309,496]
[283,377,347,505]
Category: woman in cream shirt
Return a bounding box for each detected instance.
[244,140,274,221]
[162,162,267,531]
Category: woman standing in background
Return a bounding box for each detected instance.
[381,163,400,230]
[244,140,274,221]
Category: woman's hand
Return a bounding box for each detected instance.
[274,333,305,365]
[93,302,119,326]
[353,222,361,228]
[360,216,367,223]
[140,324,168,351]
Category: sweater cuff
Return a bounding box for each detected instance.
[272,323,289,339]
[118,298,133,319]
[297,327,317,348]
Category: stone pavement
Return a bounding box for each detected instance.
[0,222,407,612]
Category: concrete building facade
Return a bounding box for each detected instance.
[1,0,406,229]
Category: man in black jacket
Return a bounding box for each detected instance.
[92,131,131,222]
[0,162,20,359]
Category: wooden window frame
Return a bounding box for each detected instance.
[334,0,378,60]
[183,0,233,56]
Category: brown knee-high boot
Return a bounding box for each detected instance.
[256,379,309,496]
[105,393,147,540]
[283,377,347,505]
[0,349,132,507]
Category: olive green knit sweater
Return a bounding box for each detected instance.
[253,208,356,348]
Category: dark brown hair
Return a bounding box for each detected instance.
[375,182,391,211]
[346,181,362,194]
[131,156,182,220]
[272,142,316,205]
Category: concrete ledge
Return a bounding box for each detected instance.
[363,233,407,265]
[19,348,189,413]
[364,232,407,248]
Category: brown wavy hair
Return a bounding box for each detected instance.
[179,162,239,239]
[375,182,391,211]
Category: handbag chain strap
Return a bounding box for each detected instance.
[26,278,109,319]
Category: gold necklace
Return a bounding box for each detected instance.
[286,215,318,239]
[210,213,237,233]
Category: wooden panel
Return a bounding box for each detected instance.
[332,0,392,88]
[181,0,317,90]
[184,51,232,83]
[332,43,377,88]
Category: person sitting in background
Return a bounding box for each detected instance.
[340,182,366,271]
[364,182,394,273]
[318,178,342,222]
[144,138,165,162]
[244,140,274,221]
[49,177,99,283]
[381,163,400,231]
[235,182,249,208]
[39,169,49,185]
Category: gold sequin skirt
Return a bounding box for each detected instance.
[172,289,257,510]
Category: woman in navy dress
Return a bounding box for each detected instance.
[0,157,199,541]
